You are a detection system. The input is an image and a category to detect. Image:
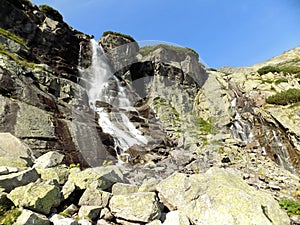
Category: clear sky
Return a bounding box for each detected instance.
[30,0,300,68]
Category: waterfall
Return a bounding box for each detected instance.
[79,40,147,157]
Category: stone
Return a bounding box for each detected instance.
[99,207,113,220]
[146,220,163,225]
[0,157,29,169]
[50,214,79,225]
[116,219,141,225]
[109,192,161,223]
[8,181,61,214]
[0,132,33,164]
[34,151,65,169]
[78,206,101,220]
[111,183,139,195]
[156,167,290,225]
[97,220,114,225]
[163,211,190,225]
[61,204,79,217]
[62,166,125,199]
[37,165,70,185]
[14,209,50,225]
[0,166,18,175]
[78,219,92,225]
[0,168,39,192]
[79,188,111,207]
[138,179,160,192]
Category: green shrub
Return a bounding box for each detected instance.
[279,66,300,76]
[266,88,300,105]
[139,44,199,59]
[274,78,288,85]
[39,5,63,22]
[102,31,135,42]
[257,66,280,75]
[279,198,300,215]
[0,27,28,49]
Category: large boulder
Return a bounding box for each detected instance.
[8,181,61,214]
[109,192,161,223]
[156,167,290,225]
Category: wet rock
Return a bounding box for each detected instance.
[8,181,61,214]
[78,206,101,220]
[34,151,65,169]
[15,209,50,225]
[50,214,79,225]
[157,167,290,225]
[112,183,139,195]
[0,168,39,192]
[79,188,111,207]
[109,192,161,223]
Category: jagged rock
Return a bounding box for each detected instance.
[62,166,125,199]
[111,183,139,195]
[156,167,290,225]
[34,151,65,169]
[61,204,79,217]
[78,206,101,220]
[0,132,33,165]
[8,181,61,214]
[79,188,111,207]
[14,209,50,225]
[50,214,79,225]
[163,211,190,225]
[37,165,70,185]
[109,192,161,223]
[0,168,39,192]
[99,207,113,221]
[138,179,160,192]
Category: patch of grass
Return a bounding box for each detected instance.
[39,4,63,22]
[0,206,21,225]
[0,27,28,49]
[102,31,135,42]
[261,79,273,84]
[279,66,300,76]
[0,47,35,68]
[279,198,300,215]
[194,117,214,134]
[257,66,280,75]
[274,78,288,85]
[139,44,199,59]
[266,88,300,105]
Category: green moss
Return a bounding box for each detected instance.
[194,117,214,134]
[0,47,36,69]
[274,78,288,85]
[257,66,280,75]
[279,198,300,215]
[0,27,29,49]
[39,4,63,22]
[266,88,300,105]
[0,206,21,225]
[102,31,135,42]
[139,44,199,59]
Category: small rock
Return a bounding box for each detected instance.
[8,181,61,214]
[79,188,111,207]
[78,206,101,220]
[116,218,142,225]
[163,211,190,225]
[109,192,161,223]
[14,209,50,225]
[61,204,79,217]
[0,168,39,192]
[50,214,79,225]
[112,183,139,195]
[146,220,163,225]
[34,151,65,169]
[97,219,114,225]
[78,219,93,225]
[138,179,160,192]
[99,207,113,220]
[0,156,29,168]
[37,165,70,185]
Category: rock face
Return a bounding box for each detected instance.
[157,167,290,225]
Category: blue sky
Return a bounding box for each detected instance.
[31,0,300,68]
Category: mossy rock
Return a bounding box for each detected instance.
[39,5,63,22]
[102,31,135,42]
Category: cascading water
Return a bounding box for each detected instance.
[79,40,147,157]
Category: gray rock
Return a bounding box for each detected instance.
[99,207,113,220]
[14,209,50,225]
[96,220,114,225]
[37,165,70,185]
[0,157,28,169]
[146,220,162,225]
[34,151,65,169]
[0,168,39,192]
[78,219,92,225]
[162,211,190,225]
[61,204,79,217]
[8,181,61,214]
[79,188,111,207]
[112,183,139,195]
[78,206,101,220]
[50,214,79,225]
[109,192,161,223]
[156,167,290,225]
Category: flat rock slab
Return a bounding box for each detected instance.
[156,167,290,225]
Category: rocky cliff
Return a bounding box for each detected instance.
[1,0,300,224]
